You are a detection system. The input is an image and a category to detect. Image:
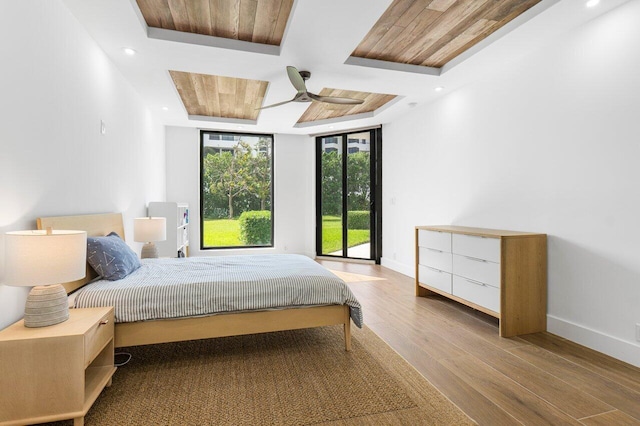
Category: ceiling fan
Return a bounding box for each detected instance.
[258,66,365,110]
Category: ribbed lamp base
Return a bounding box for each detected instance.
[141,242,159,259]
[24,284,69,328]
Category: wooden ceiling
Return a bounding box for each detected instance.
[297,90,396,124]
[136,0,294,46]
[145,0,545,125]
[352,0,542,68]
[170,71,396,123]
[169,71,268,120]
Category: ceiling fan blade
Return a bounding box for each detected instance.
[256,99,295,110]
[309,93,364,105]
[286,66,307,93]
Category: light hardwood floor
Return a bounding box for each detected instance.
[318,260,640,426]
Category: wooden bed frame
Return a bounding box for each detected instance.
[37,213,352,350]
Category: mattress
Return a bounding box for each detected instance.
[73,254,363,327]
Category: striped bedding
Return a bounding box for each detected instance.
[73,254,363,327]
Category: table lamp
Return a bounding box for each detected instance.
[4,229,87,328]
[134,217,166,258]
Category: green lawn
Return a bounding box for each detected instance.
[203,216,370,253]
[321,216,370,253]
[203,219,242,247]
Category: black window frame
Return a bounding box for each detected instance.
[315,127,382,264]
[200,129,275,250]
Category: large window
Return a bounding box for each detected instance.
[200,131,274,249]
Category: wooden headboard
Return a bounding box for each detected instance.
[36,213,125,294]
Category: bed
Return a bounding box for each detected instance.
[37,213,361,350]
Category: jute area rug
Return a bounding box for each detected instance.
[46,325,474,425]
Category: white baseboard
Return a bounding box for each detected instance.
[380,257,414,277]
[547,315,640,368]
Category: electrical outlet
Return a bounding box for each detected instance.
[636,324,640,342]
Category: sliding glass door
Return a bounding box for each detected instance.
[316,128,382,263]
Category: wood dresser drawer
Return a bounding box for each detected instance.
[452,275,500,313]
[452,233,500,262]
[453,254,500,288]
[84,308,114,366]
[418,265,452,294]
[418,230,451,252]
[419,247,452,273]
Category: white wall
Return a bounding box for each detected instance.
[0,1,166,329]
[382,0,640,367]
[165,127,315,257]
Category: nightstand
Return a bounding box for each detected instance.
[0,307,116,426]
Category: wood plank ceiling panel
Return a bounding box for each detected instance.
[136,0,294,46]
[169,71,268,120]
[297,90,397,124]
[352,0,541,68]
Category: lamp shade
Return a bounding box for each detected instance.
[134,217,166,243]
[4,230,87,287]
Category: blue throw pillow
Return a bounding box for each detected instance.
[87,232,141,280]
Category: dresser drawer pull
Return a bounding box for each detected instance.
[100,319,109,325]
[426,248,443,253]
[465,255,487,263]
[465,278,487,287]
[425,266,445,274]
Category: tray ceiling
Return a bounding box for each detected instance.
[351,0,542,69]
[142,0,548,127]
[136,0,294,46]
[170,69,396,123]
[59,0,610,133]
[297,90,397,124]
[169,71,268,120]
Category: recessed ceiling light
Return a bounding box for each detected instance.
[435,86,444,92]
[161,107,169,111]
[586,0,599,7]
[237,126,244,130]
[122,47,136,56]
[329,126,334,129]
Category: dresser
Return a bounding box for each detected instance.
[415,225,547,337]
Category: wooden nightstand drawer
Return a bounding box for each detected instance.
[85,309,114,366]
